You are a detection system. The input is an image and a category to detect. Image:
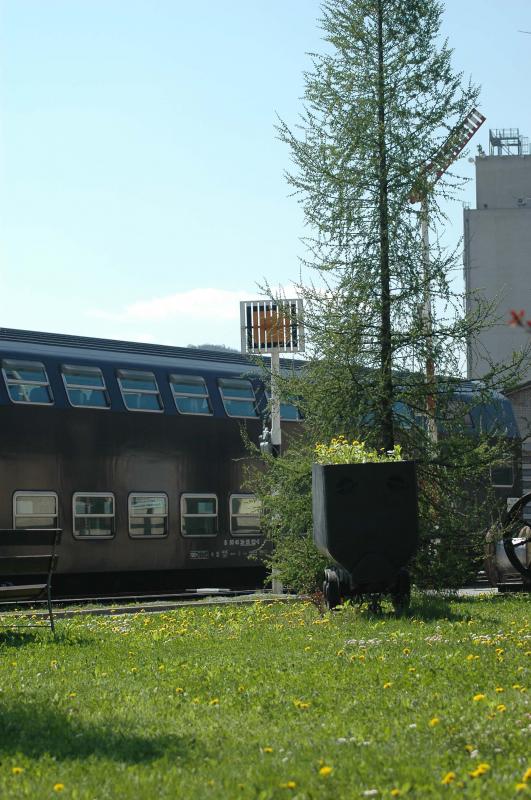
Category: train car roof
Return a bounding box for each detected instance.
[0,327,303,374]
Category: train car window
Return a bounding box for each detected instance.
[265,391,302,421]
[13,492,58,529]
[180,494,218,537]
[218,378,258,418]
[61,365,110,408]
[129,494,168,537]
[73,493,115,538]
[169,375,212,415]
[2,360,53,405]
[490,463,514,488]
[230,494,261,535]
[117,370,163,412]
[280,401,302,421]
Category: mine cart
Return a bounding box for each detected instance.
[312,461,419,613]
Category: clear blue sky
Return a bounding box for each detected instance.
[1,1,530,349]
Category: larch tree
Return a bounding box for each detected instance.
[276,0,484,450]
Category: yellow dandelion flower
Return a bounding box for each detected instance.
[11,767,23,775]
[429,717,440,727]
[441,772,456,785]
[383,682,392,689]
[515,782,527,792]
[495,648,504,655]
[209,698,219,706]
[512,684,522,689]
[472,693,486,702]
[53,784,65,792]
[68,692,77,698]
[497,704,507,712]
[523,768,531,782]
[391,789,402,796]
[175,687,184,693]
[469,763,490,779]
[319,766,333,777]
[495,687,504,693]
[403,648,410,655]
[293,699,310,709]
[280,781,297,789]
[262,747,273,754]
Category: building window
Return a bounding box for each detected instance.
[218,378,257,418]
[73,493,115,538]
[230,494,261,535]
[181,494,217,537]
[61,364,110,408]
[129,494,168,538]
[491,463,514,488]
[13,492,58,529]
[170,375,212,415]
[117,370,163,412]
[2,360,53,405]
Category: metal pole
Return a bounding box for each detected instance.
[270,345,283,592]
[270,347,281,456]
[421,197,438,444]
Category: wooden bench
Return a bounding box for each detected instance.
[0,529,61,634]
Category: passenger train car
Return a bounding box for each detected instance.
[0,327,302,595]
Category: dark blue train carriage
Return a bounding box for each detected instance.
[0,327,301,596]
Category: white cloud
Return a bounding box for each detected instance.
[88,287,251,322]
[87,285,303,325]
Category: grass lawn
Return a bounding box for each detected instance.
[0,594,529,799]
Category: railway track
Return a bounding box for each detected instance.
[0,588,297,623]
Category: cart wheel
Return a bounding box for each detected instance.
[324,571,341,610]
[391,568,411,615]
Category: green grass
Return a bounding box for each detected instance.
[0,594,529,799]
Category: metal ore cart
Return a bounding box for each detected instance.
[312,461,419,613]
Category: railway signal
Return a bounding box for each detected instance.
[409,108,486,443]
[240,299,304,456]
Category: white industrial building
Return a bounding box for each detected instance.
[464,129,531,502]
[464,129,531,386]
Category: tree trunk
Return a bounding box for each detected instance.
[376,0,395,451]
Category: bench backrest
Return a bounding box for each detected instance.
[0,529,62,549]
[0,529,61,597]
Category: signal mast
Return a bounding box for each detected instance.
[409,108,486,442]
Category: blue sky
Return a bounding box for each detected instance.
[1,1,530,349]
